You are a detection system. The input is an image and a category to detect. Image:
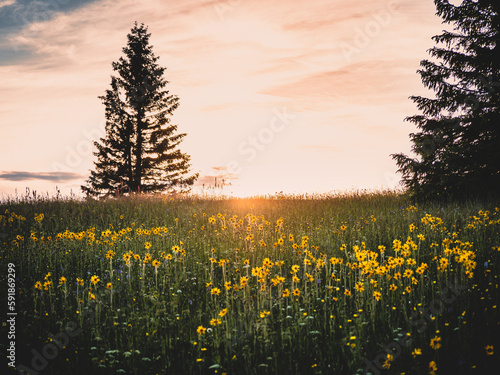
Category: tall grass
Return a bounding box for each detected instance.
[1,191,499,374]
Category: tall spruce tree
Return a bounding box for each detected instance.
[392,0,500,201]
[82,22,198,197]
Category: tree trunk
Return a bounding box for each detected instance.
[135,111,143,192]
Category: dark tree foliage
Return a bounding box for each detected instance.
[392,0,500,201]
[82,23,198,197]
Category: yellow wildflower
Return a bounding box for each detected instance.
[412,348,422,358]
[210,318,222,326]
[430,336,441,350]
[90,275,100,285]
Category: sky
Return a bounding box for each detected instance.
[0,0,447,198]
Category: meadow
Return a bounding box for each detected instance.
[1,191,499,374]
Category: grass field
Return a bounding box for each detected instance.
[1,191,499,374]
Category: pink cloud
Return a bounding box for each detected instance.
[259,59,417,111]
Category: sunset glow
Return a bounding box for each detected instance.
[0,0,445,197]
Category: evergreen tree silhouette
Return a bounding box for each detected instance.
[82,23,198,197]
[392,0,500,200]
